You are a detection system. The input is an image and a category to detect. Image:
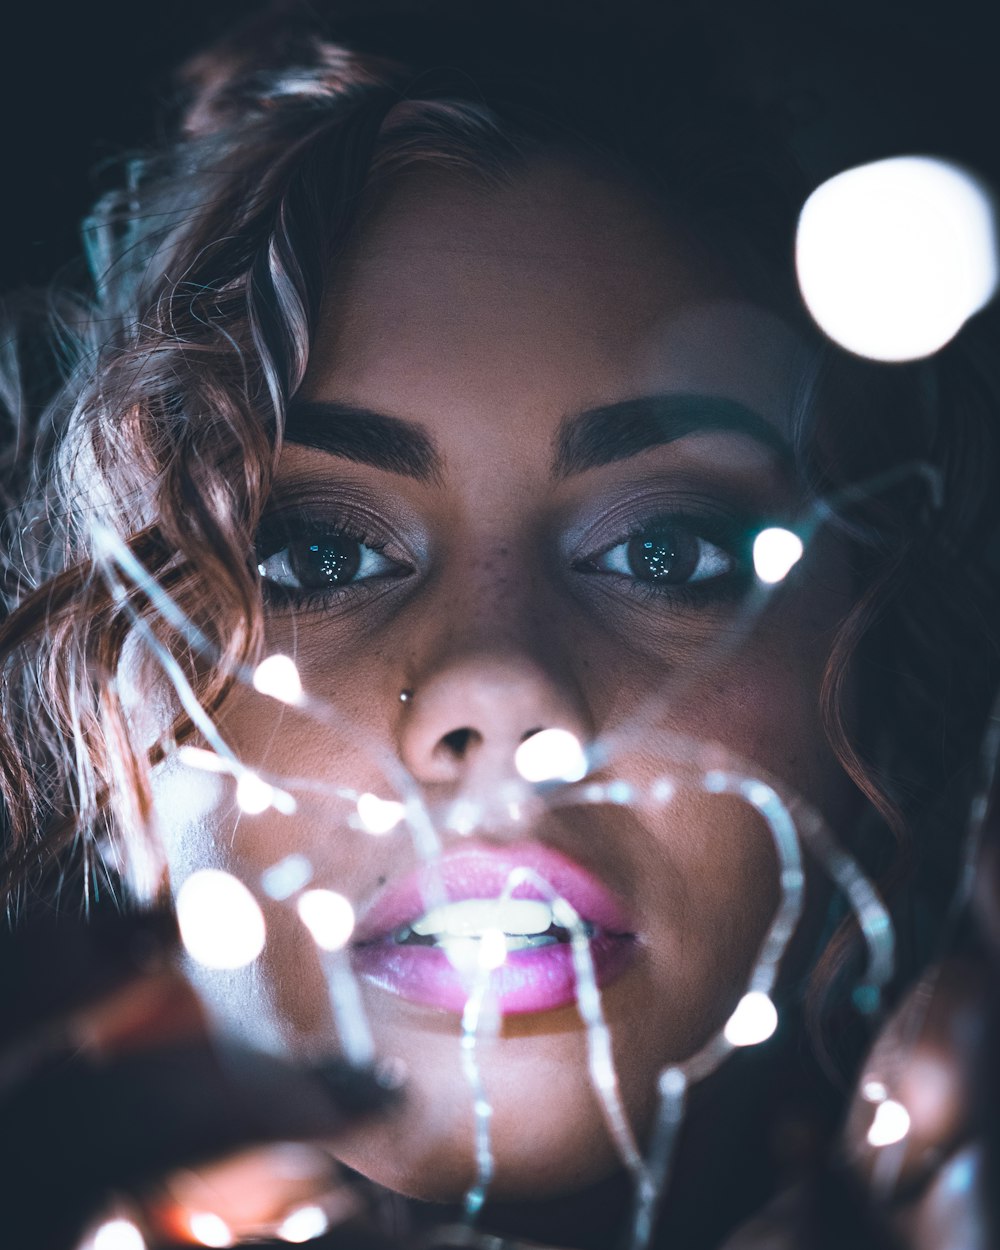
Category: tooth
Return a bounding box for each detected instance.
[410,898,553,938]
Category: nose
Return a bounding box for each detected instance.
[399,654,590,789]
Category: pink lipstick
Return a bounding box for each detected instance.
[351,843,636,1014]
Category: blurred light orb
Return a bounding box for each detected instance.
[261,852,314,900]
[297,889,356,951]
[177,745,229,774]
[867,1097,911,1148]
[862,1078,888,1103]
[252,654,304,705]
[723,991,778,1047]
[796,156,997,361]
[277,1204,330,1243]
[356,792,406,835]
[752,527,804,584]
[188,1212,234,1247]
[479,928,509,970]
[236,770,276,815]
[176,869,267,970]
[515,728,588,784]
[92,1219,147,1250]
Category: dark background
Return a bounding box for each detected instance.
[1,0,998,293]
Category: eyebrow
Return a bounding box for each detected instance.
[283,401,442,481]
[552,395,793,478]
[283,394,793,483]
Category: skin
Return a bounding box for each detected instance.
[155,158,861,1221]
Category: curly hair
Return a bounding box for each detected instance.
[1,4,997,1053]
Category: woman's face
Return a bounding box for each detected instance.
[159,159,857,1200]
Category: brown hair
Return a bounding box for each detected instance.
[1,5,997,1049]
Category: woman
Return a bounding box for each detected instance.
[2,4,998,1247]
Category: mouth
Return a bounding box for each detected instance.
[351,844,637,1015]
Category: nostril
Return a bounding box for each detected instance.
[438,727,483,760]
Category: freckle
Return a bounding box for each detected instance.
[377,875,386,887]
[498,546,509,557]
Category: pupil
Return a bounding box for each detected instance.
[291,536,360,589]
[626,529,697,583]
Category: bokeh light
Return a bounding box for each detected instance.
[252,654,304,705]
[723,991,778,1047]
[176,869,267,970]
[188,1212,234,1248]
[867,1097,911,1148]
[92,1219,147,1250]
[356,792,406,835]
[296,889,356,951]
[276,1205,330,1243]
[796,155,997,361]
[752,528,804,584]
[514,728,588,784]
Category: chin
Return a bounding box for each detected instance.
[330,999,642,1202]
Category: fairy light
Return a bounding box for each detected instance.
[178,745,231,774]
[356,792,406,835]
[752,528,804,584]
[862,1079,888,1103]
[723,991,779,1047]
[92,1219,147,1250]
[252,654,304,705]
[188,1212,234,1248]
[276,1205,330,1243]
[514,728,588,784]
[796,155,998,361]
[261,853,314,900]
[176,869,266,970]
[296,889,355,951]
[867,1098,911,1148]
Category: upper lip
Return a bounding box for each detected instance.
[352,841,635,944]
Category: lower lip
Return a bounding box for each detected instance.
[351,933,636,1015]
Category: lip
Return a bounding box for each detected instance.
[351,843,637,1014]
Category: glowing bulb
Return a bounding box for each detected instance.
[277,1204,330,1243]
[867,1098,911,1147]
[92,1219,147,1250]
[752,528,804,584]
[723,991,778,1047]
[252,654,304,705]
[479,928,509,970]
[356,792,405,835]
[176,869,266,969]
[261,852,314,900]
[177,746,230,774]
[862,1078,888,1103]
[188,1212,234,1247]
[796,155,998,361]
[514,728,588,784]
[236,770,276,815]
[296,889,355,951]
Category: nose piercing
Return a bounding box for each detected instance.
[399,688,414,703]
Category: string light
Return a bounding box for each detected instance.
[276,1205,330,1243]
[723,991,779,1047]
[796,155,998,361]
[355,792,406,834]
[176,869,267,970]
[514,728,588,784]
[752,528,804,584]
[296,889,355,951]
[91,1219,147,1250]
[867,1098,911,1148]
[188,1212,234,1248]
[252,654,304,705]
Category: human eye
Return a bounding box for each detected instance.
[255,513,412,607]
[573,511,753,600]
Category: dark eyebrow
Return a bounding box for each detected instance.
[552,395,794,478]
[283,401,442,481]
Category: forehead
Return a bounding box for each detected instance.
[303,160,810,446]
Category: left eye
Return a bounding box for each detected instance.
[257,532,405,594]
[586,525,733,586]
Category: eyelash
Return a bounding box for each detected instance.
[253,506,758,612]
[572,509,756,606]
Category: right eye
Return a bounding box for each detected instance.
[256,528,410,598]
